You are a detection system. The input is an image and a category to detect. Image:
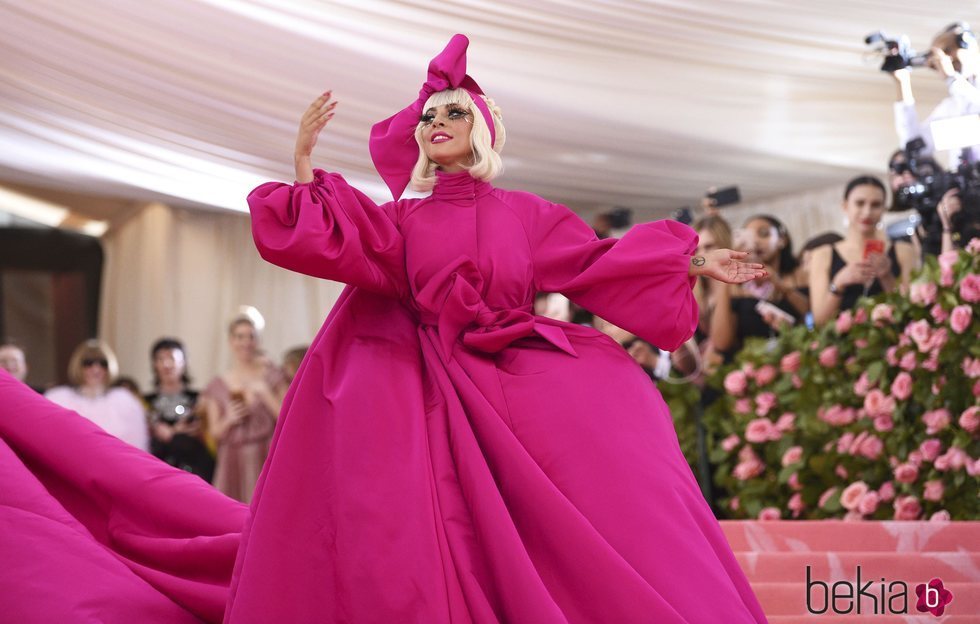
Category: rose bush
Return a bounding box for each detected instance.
[702,243,980,520]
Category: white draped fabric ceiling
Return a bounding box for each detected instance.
[0,0,969,221]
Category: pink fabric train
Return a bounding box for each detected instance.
[0,167,769,622]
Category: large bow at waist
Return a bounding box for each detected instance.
[415,259,578,360]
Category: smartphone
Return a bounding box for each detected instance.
[755,300,796,327]
[706,186,741,208]
[863,239,885,259]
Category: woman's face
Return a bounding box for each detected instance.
[420,103,474,173]
[153,348,185,385]
[739,218,783,265]
[229,322,258,362]
[843,185,886,237]
[697,228,719,256]
[81,354,109,389]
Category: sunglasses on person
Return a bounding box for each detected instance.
[82,357,109,368]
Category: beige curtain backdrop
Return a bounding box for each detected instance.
[99,202,344,391]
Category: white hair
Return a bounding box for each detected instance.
[409,88,506,192]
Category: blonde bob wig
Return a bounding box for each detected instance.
[66,339,120,387]
[409,89,506,193]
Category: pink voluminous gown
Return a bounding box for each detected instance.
[0,167,768,623]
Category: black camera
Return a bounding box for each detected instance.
[892,138,980,253]
[865,31,930,72]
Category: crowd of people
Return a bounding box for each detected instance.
[0,312,306,504]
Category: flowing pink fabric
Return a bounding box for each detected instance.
[0,370,246,623]
[226,168,768,623]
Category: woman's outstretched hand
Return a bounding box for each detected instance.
[294,91,337,183]
[690,249,767,284]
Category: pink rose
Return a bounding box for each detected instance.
[946,447,969,470]
[734,398,752,414]
[974,379,980,397]
[835,464,849,479]
[939,250,959,271]
[836,432,855,454]
[840,481,869,511]
[935,453,951,471]
[792,374,803,389]
[853,372,872,397]
[908,450,923,466]
[781,445,803,467]
[819,487,839,509]
[910,281,937,306]
[864,389,895,417]
[899,351,918,371]
[894,462,919,484]
[960,274,980,303]
[924,327,948,353]
[922,351,939,372]
[721,434,741,452]
[820,404,857,427]
[905,319,931,350]
[755,392,778,417]
[818,346,839,368]
[857,435,884,460]
[835,310,853,334]
[741,362,756,378]
[755,364,777,387]
[931,304,949,324]
[780,351,801,374]
[873,414,894,432]
[733,458,764,481]
[788,492,805,517]
[788,472,802,490]
[959,406,980,434]
[963,357,980,379]
[886,346,899,366]
[745,418,777,443]
[758,507,781,521]
[775,412,796,432]
[844,510,865,521]
[723,370,748,396]
[941,266,954,287]
[890,372,913,401]
[854,308,868,324]
[893,495,922,520]
[968,237,980,254]
[729,497,740,511]
[950,304,973,334]
[738,445,758,462]
[871,303,894,325]
[923,480,945,502]
[920,439,943,462]
[923,408,951,435]
[930,510,951,522]
[878,481,895,502]
[858,491,880,516]
[969,459,980,477]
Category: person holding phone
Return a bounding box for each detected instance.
[145,337,214,482]
[709,214,807,361]
[809,176,917,325]
[201,309,285,503]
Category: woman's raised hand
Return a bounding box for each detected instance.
[691,249,767,284]
[294,91,337,183]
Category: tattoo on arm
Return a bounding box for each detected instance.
[692,256,706,267]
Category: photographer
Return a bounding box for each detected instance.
[891,22,980,166]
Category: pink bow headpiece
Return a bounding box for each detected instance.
[369,34,496,200]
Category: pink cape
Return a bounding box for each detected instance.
[0,168,767,623]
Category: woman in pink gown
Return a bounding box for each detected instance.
[0,34,768,623]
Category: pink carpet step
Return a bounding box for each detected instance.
[751,581,980,618]
[720,520,980,553]
[735,551,980,583]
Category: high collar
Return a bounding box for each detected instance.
[432,169,493,201]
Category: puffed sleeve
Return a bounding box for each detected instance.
[247,169,407,298]
[529,201,699,351]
